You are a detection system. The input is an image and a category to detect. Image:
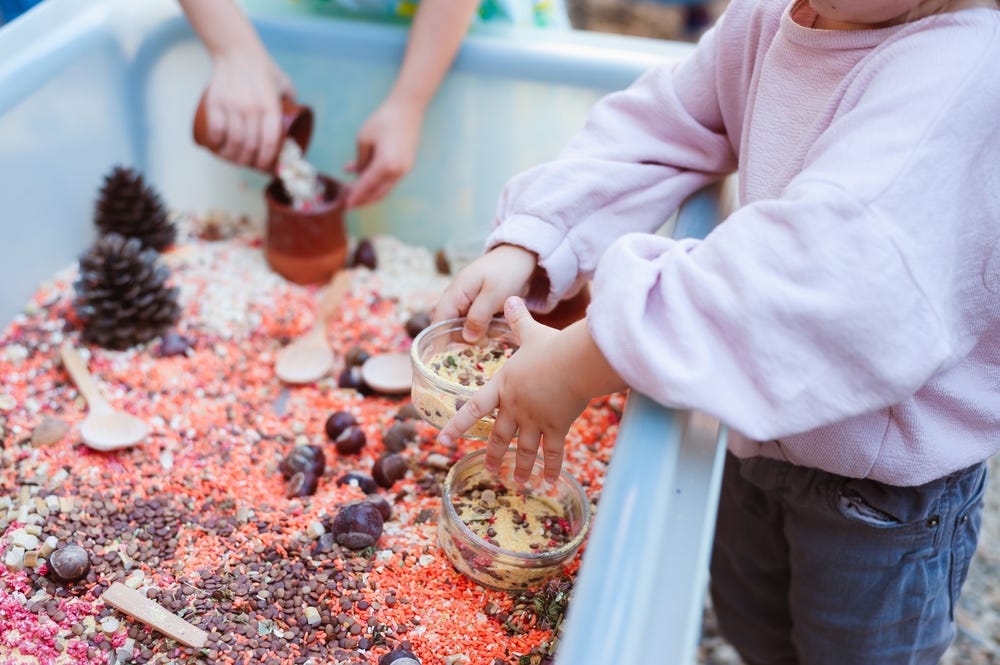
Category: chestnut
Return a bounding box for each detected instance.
[335,425,367,455]
[331,502,383,550]
[379,648,420,665]
[351,238,377,270]
[382,422,418,453]
[336,471,379,495]
[404,311,432,338]
[286,470,320,498]
[372,453,408,489]
[157,332,193,357]
[344,346,371,368]
[365,495,393,522]
[279,445,325,480]
[338,366,368,393]
[325,411,358,442]
[395,403,422,422]
[47,545,91,583]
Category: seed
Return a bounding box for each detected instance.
[331,502,383,551]
[279,445,325,480]
[382,422,417,453]
[337,366,368,393]
[48,545,91,582]
[404,311,432,338]
[372,453,407,489]
[365,495,392,522]
[379,647,421,665]
[324,411,358,441]
[344,347,371,368]
[286,471,320,498]
[157,332,193,357]
[335,426,367,455]
[351,238,377,270]
[335,472,378,495]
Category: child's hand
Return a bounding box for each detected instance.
[204,53,294,170]
[433,245,538,343]
[438,297,601,484]
[344,98,422,208]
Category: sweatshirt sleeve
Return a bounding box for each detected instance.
[487,16,739,311]
[589,22,1000,440]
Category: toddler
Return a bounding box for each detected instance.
[435,0,1000,662]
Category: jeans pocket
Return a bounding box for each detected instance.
[832,479,943,561]
[949,466,988,618]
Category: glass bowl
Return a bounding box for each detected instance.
[438,448,591,591]
[410,317,516,440]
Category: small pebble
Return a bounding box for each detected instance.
[31,416,69,447]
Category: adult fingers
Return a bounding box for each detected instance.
[236,112,260,167]
[218,111,247,163]
[346,167,382,209]
[206,101,226,149]
[255,104,282,171]
[437,380,500,448]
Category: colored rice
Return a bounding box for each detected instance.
[0,213,623,665]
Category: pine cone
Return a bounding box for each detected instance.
[94,166,175,251]
[73,233,181,350]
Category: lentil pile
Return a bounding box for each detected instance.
[0,213,624,665]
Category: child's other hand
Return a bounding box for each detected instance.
[433,245,538,343]
[205,53,294,170]
[438,297,593,484]
[344,99,421,208]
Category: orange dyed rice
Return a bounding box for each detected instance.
[0,213,624,665]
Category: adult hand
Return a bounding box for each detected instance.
[433,244,538,342]
[438,297,594,484]
[344,99,422,208]
[203,53,294,170]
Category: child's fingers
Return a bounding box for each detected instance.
[464,295,502,342]
[484,409,518,475]
[540,427,566,484]
[437,380,500,449]
[512,427,541,483]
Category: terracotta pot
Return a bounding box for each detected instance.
[264,174,348,285]
[192,94,314,173]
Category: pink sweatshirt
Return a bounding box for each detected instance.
[488,0,1000,485]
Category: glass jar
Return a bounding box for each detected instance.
[438,448,591,591]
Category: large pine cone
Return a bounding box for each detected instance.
[94,166,175,251]
[73,233,181,350]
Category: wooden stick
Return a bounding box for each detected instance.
[101,582,208,648]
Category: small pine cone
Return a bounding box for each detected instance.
[73,233,181,350]
[94,165,175,251]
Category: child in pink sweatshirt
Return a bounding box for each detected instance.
[435,0,1000,661]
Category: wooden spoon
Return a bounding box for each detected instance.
[59,342,149,451]
[275,269,351,384]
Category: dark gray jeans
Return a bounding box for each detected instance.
[711,452,987,665]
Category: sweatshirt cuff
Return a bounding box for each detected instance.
[488,215,583,312]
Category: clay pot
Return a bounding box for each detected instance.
[264,174,348,285]
[192,94,314,172]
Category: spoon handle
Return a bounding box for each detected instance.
[60,342,112,413]
[316,268,352,322]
